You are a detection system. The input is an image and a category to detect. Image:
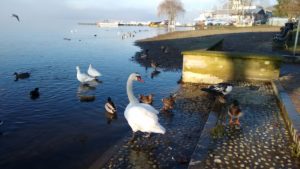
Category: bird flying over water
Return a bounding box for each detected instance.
[12,14,20,22]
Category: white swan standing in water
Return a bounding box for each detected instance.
[76,66,95,83]
[87,64,102,78]
[124,73,166,140]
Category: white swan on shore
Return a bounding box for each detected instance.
[124,73,165,140]
[76,66,95,83]
[87,64,102,78]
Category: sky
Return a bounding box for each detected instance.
[0,0,277,24]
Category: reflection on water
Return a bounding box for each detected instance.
[105,112,118,125]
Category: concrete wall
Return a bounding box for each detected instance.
[182,51,282,84]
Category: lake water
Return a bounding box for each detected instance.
[0,23,192,169]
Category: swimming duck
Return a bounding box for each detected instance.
[30,88,40,99]
[105,97,117,114]
[162,94,176,111]
[139,94,153,105]
[151,60,159,70]
[140,49,149,59]
[76,66,95,84]
[14,72,30,81]
[151,70,160,79]
[124,73,165,141]
[87,64,102,78]
[228,100,243,126]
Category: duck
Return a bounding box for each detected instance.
[162,94,176,111]
[151,70,160,79]
[201,83,233,96]
[76,66,95,84]
[140,50,149,59]
[105,97,117,114]
[228,100,243,126]
[124,73,165,140]
[151,60,159,70]
[30,88,40,99]
[14,72,30,81]
[160,45,166,52]
[87,64,102,78]
[139,94,153,104]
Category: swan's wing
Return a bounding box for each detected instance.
[125,104,161,130]
[80,73,94,82]
[88,66,101,77]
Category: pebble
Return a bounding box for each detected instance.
[214,159,222,164]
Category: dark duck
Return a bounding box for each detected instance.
[30,88,40,100]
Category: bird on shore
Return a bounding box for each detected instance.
[228,100,243,126]
[105,97,117,114]
[125,73,165,141]
[139,94,154,105]
[87,64,102,79]
[76,66,95,84]
[14,72,30,81]
[162,94,176,112]
[30,88,40,100]
[201,83,233,96]
[12,14,20,22]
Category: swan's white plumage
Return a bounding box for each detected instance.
[88,64,101,78]
[124,73,165,134]
[76,66,95,83]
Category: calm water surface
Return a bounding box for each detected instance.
[0,23,189,169]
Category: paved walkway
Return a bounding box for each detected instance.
[189,82,300,169]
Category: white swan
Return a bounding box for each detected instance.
[124,73,165,140]
[76,66,95,83]
[87,64,102,78]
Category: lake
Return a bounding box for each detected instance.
[0,23,191,169]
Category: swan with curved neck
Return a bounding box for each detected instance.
[124,73,165,140]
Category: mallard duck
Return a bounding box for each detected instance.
[228,100,243,126]
[105,97,117,114]
[162,94,176,111]
[30,88,40,100]
[14,72,30,81]
[151,60,159,70]
[139,94,153,104]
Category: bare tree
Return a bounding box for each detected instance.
[157,0,185,28]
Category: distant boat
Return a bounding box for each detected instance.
[96,20,119,27]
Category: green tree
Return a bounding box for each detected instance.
[157,0,185,27]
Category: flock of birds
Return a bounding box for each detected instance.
[10,62,242,141]
[7,13,242,140]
